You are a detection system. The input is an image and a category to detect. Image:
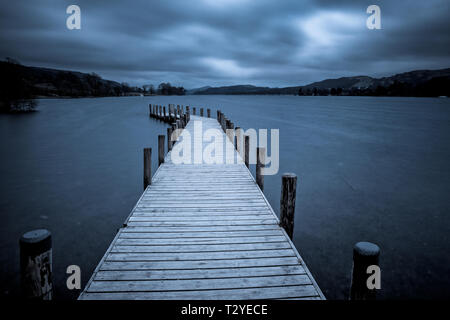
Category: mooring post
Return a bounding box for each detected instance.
[163,106,167,122]
[229,122,235,144]
[256,147,265,191]
[171,123,177,141]
[193,107,196,115]
[20,229,52,300]
[158,135,165,166]
[167,127,173,151]
[217,110,220,121]
[235,126,241,152]
[223,117,227,132]
[144,147,152,189]
[149,104,152,117]
[177,105,181,118]
[200,108,204,117]
[350,242,380,300]
[280,173,297,239]
[244,135,250,168]
[207,108,211,118]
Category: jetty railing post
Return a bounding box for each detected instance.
[167,127,173,151]
[158,135,165,166]
[244,135,250,168]
[144,148,152,189]
[235,127,241,153]
[256,147,265,191]
[171,123,177,141]
[222,117,227,133]
[20,229,53,300]
[350,242,380,300]
[229,122,235,144]
[207,108,211,118]
[280,173,297,239]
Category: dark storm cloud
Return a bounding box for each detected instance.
[0,0,449,88]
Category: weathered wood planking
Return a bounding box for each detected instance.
[79,115,324,300]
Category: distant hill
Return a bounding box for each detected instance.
[0,60,131,98]
[186,86,212,95]
[192,68,450,97]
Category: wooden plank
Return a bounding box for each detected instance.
[106,249,295,261]
[118,230,284,238]
[111,242,292,252]
[99,257,301,270]
[126,220,277,227]
[122,225,280,232]
[94,265,307,281]
[115,235,286,245]
[87,274,312,292]
[128,215,275,221]
[80,285,319,300]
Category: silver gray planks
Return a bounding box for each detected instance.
[79,115,324,300]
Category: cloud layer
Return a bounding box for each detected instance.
[0,0,449,88]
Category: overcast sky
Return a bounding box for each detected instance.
[0,0,449,88]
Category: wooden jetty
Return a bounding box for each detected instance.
[79,105,324,300]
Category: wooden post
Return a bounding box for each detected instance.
[192,107,196,115]
[229,122,234,144]
[149,104,152,117]
[217,110,220,121]
[163,106,167,122]
[350,242,380,300]
[171,123,177,141]
[235,127,242,154]
[158,135,165,166]
[167,127,173,151]
[244,135,250,168]
[20,229,53,300]
[256,147,265,191]
[280,173,297,239]
[177,105,181,118]
[144,148,152,189]
[200,108,204,117]
[207,109,211,118]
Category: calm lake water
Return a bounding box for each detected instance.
[1,95,449,299]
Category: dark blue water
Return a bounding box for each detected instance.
[1,95,449,299]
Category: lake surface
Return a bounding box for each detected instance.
[1,95,449,299]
